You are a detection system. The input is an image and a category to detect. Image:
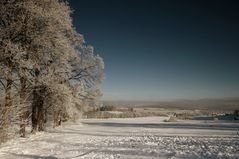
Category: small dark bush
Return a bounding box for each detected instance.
[233,110,239,116]
[128,107,134,112]
[99,105,116,111]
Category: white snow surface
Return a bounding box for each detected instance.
[0,117,239,159]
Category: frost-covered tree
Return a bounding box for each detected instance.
[17,0,83,133]
[70,45,104,111]
[0,0,26,140]
[0,0,77,136]
[0,0,104,141]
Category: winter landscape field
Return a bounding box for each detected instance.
[0,116,238,159]
[1,0,239,159]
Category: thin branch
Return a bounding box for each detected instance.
[0,80,6,90]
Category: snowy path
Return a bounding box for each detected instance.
[0,117,239,159]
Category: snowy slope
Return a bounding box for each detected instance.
[0,117,238,159]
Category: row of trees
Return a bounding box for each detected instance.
[0,0,104,142]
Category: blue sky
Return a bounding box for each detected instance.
[68,0,239,101]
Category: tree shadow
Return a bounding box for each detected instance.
[81,122,239,131]
[8,153,58,159]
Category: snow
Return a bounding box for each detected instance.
[0,117,238,159]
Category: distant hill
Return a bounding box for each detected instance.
[103,97,239,110]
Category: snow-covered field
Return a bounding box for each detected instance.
[0,117,238,159]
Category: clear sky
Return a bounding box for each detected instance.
[68,0,239,101]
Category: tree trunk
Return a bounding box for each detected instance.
[0,60,13,142]
[37,98,45,131]
[19,71,27,137]
[53,110,61,128]
[31,91,38,133]
[31,68,40,133]
[5,60,13,119]
[31,68,46,133]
